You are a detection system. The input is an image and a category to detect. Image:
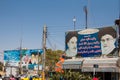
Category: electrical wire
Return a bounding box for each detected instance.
[46,26,65,50]
[47,37,55,50]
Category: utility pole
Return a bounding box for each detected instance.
[19,26,23,75]
[84,0,89,29]
[19,31,23,75]
[84,6,88,29]
[42,24,47,80]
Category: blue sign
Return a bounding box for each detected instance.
[77,29,102,57]
[4,50,20,62]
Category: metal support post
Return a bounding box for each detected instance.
[93,68,95,76]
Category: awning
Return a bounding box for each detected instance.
[62,59,83,69]
[82,57,120,72]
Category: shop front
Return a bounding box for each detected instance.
[82,57,120,80]
[62,57,120,80]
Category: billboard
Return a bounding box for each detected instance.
[4,49,43,70]
[65,26,118,57]
[4,50,20,66]
[21,49,43,70]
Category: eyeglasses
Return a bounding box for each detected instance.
[101,38,114,42]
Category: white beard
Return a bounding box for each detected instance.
[102,45,115,54]
[66,49,77,57]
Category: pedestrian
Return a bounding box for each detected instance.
[92,75,99,80]
[30,75,32,80]
[0,74,2,80]
[10,75,16,80]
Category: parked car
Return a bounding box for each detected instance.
[21,77,29,80]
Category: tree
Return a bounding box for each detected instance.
[45,49,63,71]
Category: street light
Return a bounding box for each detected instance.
[73,16,76,31]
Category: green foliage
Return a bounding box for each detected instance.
[45,49,63,71]
[44,49,92,80]
[51,70,92,80]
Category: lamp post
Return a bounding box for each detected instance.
[84,6,88,29]
[93,64,99,76]
[73,16,76,31]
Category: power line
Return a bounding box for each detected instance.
[47,37,55,50]
[47,34,65,50]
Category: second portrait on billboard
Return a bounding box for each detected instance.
[98,26,118,56]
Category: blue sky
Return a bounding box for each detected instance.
[0,0,119,52]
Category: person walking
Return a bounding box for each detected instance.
[0,74,2,80]
[92,75,99,80]
[10,75,16,80]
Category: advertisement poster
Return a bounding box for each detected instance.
[4,50,20,66]
[21,49,43,70]
[4,49,43,70]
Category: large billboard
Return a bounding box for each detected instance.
[4,50,20,66]
[21,49,43,70]
[4,49,43,70]
[65,26,118,57]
